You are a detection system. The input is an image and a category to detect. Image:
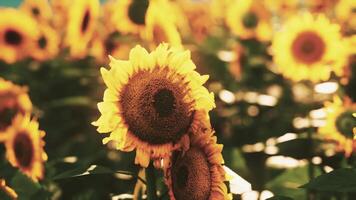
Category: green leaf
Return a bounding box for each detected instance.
[301,168,356,192]
[10,171,41,200]
[266,196,294,200]
[266,165,320,200]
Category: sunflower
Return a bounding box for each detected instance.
[30,24,59,61]
[90,31,132,63]
[164,131,230,200]
[319,96,356,157]
[5,115,47,182]
[20,0,52,24]
[0,79,32,141]
[306,0,339,14]
[226,0,272,41]
[144,0,182,47]
[65,0,99,58]
[111,0,150,35]
[0,179,18,200]
[92,44,215,167]
[335,0,356,32]
[0,8,39,64]
[177,0,214,42]
[271,13,348,83]
[265,0,299,17]
[50,0,71,31]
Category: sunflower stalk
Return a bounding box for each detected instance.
[145,163,158,200]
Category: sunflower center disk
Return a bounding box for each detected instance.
[171,147,211,200]
[81,10,91,33]
[31,7,40,16]
[335,111,356,139]
[153,89,175,117]
[121,68,194,144]
[291,31,325,65]
[38,36,47,49]
[128,0,149,25]
[14,133,34,168]
[4,29,22,46]
[242,12,258,29]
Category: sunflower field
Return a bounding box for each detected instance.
[0,0,355,200]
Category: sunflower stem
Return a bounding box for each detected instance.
[146,163,158,200]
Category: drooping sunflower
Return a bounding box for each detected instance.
[0,179,18,200]
[0,8,39,64]
[0,79,32,141]
[226,0,272,41]
[92,44,215,167]
[164,131,230,200]
[30,24,59,61]
[5,115,47,182]
[271,13,348,83]
[335,0,356,32]
[319,96,356,157]
[65,0,99,58]
[20,0,52,24]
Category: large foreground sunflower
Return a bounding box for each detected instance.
[20,0,52,24]
[164,131,230,200]
[92,44,215,167]
[226,0,272,41]
[271,13,348,82]
[0,8,39,64]
[65,0,99,58]
[0,79,32,141]
[319,96,356,157]
[5,115,47,182]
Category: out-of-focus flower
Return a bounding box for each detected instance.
[5,115,47,182]
[50,0,71,30]
[226,0,272,41]
[90,31,132,63]
[111,0,150,35]
[335,0,356,32]
[30,24,59,61]
[144,0,182,47]
[65,0,99,58]
[318,96,356,157]
[305,0,339,14]
[92,44,215,167]
[20,0,52,24]
[0,179,18,200]
[176,0,214,42]
[265,0,299,17]
[271,13,348,83]
[0,79,32,141]
[0,8,39,64]
[164,131,231,200]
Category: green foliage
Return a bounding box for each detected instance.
[301,168,356,192]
